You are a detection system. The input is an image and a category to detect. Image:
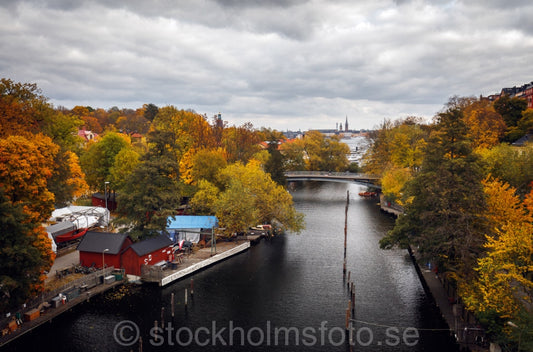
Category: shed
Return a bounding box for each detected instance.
[166,215,218,243]
[121,235,174,276]
[77,232,132,269]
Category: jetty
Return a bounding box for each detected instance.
[141,241,251,286]
[0,267,124,348]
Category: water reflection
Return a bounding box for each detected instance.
[4,182,458,352]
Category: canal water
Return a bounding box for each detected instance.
[4,182,458,352]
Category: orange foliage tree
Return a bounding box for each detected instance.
[0,134,58,222]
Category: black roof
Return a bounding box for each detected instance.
[77,232,130,255]
[129,235,173,256]
[512,133,532,146]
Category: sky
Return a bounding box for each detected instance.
[1,0,533,131]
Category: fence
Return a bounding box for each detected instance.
[140,264,164,283]
[1,267,120,330]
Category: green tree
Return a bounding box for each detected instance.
[478,143,533,196]
[381,106,487,278]
[0,189,47,313]
[80,132,131,191]
[264,140,286,185]
[109,148,141,192]
[116,131,182,240]
[143,103,159,122]
[493,95,528,142]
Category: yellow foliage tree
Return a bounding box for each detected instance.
[463,99,506,150]
[461,178,533,342]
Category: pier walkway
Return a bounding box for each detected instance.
[0,267,124,348]
[142,241,251,286]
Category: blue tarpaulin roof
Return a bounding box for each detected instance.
[167,215,218,229]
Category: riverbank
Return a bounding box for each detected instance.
[408,248,489,352]
[0,267,123,348]
[0,237,259,349]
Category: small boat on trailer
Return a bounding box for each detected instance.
[46,221,89,244]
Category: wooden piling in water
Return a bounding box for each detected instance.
[185,288,188,306]
[161,307,165,327]
[343,190,349,278]
[190,279,194,297]
[171,292,175,317]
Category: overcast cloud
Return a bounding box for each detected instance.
[1,0,532,130]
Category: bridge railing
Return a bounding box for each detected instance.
[285,171,379,179]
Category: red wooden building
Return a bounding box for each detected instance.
[121,235,173,276]
[91,192,117,211]
[77,232,132,269]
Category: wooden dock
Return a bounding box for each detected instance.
[0,274,124,348]
[143,241,251,286]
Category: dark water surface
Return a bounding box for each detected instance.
[4,182,458,352]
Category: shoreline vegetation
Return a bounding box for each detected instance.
[365,98,533,351]
[2,78,532,350]
[0,78,351,327]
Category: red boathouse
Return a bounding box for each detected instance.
[77,232,132,269]
[121,235,174,276]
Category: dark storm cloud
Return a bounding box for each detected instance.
[1,0,532,130]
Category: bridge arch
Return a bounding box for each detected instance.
[284,171,381,189]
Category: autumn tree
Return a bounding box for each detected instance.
[302,131,350,171]
[40,110,84,153]
[191,161,304,235]
[478,143,533,196]
[116,131,182,240]
[460,178,533,349]
[48,150,89,207]
[280,138,306,171]
[116,108,150,134]
[0,134,59,222]
[152,107,216,160]
[221,123,262,163]
[0,78,49,138]
[462,99,506,149]
[190,148,227,186]
[381,106,488,278]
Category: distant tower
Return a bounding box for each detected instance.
[336,122,339,130]
[345,116,349,132]
[339,122,343,131]
[215,112,223,129]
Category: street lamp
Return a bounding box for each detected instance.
[104,181,110,230]
[102,248,109,271]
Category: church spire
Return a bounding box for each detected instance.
[345,115,349,131]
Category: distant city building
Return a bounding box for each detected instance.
[487,80,533,108]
